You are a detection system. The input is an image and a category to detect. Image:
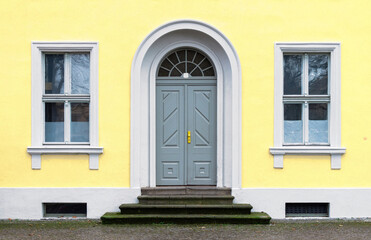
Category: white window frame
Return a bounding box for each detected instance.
[270,43,345,169]
[27,42,103,170]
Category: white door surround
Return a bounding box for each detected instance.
[130,20,241,188]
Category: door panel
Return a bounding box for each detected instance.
[156,85,216,186]
[187,86,217,185]
[156,86,185,185]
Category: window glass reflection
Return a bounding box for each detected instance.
[284,104,303,143]
[45,102,64,142]
[309,103,328,143]
[45,54,64,94]
[71,103,89,142]
[284,55,302,95]
[71,54,90,94]
[309,54,328,95]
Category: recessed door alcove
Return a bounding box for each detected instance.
[130,20,241,188]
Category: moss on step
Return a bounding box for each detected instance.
[101,212,271,225]
[119,204,253,215]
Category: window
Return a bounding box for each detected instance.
[157,48,215,77]
[270,43,345,169]
[283,54,329,145]
[28,42,103,170]
[44,53,90,143]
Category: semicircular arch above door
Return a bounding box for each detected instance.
[157,48,215,78]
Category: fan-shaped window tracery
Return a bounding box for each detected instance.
[157,49,215,78]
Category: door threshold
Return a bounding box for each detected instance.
[141,186,231,196]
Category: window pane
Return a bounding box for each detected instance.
[309,103,328,143]
[168,53,178,65]
[187,50,196,62]
[176,62,185,73]
[203,67,215,76]
[161,58,173,70]
[71,103,89,142]
[193,52,204,64]
[158,67,169,76]
[309,54,328,95]
[71,54,90,94]
[45,54,64,94]
[190,67,202,76]
[284,104,303,143]
[284,55,302,95]
[45,103,64,142]
[177,50,185,62]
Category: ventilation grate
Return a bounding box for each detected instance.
[285,203,329,217]
[43,203,87,217]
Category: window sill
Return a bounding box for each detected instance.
[269,146,346,169]
[27,146,103,170]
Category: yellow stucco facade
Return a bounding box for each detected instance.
[0,0,370,191]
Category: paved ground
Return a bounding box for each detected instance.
[0,219,370,240]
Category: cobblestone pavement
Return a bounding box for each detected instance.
[0,219,370,240]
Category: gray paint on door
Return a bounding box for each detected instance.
[187,86,217,185]
[156,85,216,185]
[156,86,185,185]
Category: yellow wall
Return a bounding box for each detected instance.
[0,0,370,188]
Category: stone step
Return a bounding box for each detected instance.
[141,187,231,196]
[138,195,234,205]
[119,204,252,215]
[101,212,271,224]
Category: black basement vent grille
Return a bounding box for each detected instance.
[43,203,87,217]
[286,203,329,217]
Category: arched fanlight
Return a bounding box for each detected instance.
[157,49,215,78]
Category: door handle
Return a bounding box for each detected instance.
[187,131,191,144]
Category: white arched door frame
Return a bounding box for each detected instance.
[130,20,241,189]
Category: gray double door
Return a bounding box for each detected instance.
[156,84,216,185]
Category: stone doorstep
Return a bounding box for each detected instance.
[119,204,253,215]
[138,195,235,199]
[102,186,271,224]
[137,195,235,205]
[141,187,232,196]
[101,212,271,224]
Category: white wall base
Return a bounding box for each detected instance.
[0,188,140,219]
[233,188,371,219]
[1,187,370,219]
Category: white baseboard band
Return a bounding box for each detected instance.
[0,188,370,219]
[233,188,371,219]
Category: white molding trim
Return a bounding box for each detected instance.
[130,19,241,188]
[270,147,346,155]
[27,146,104,154]
[29,42,102,170]
[271,43,345,170]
